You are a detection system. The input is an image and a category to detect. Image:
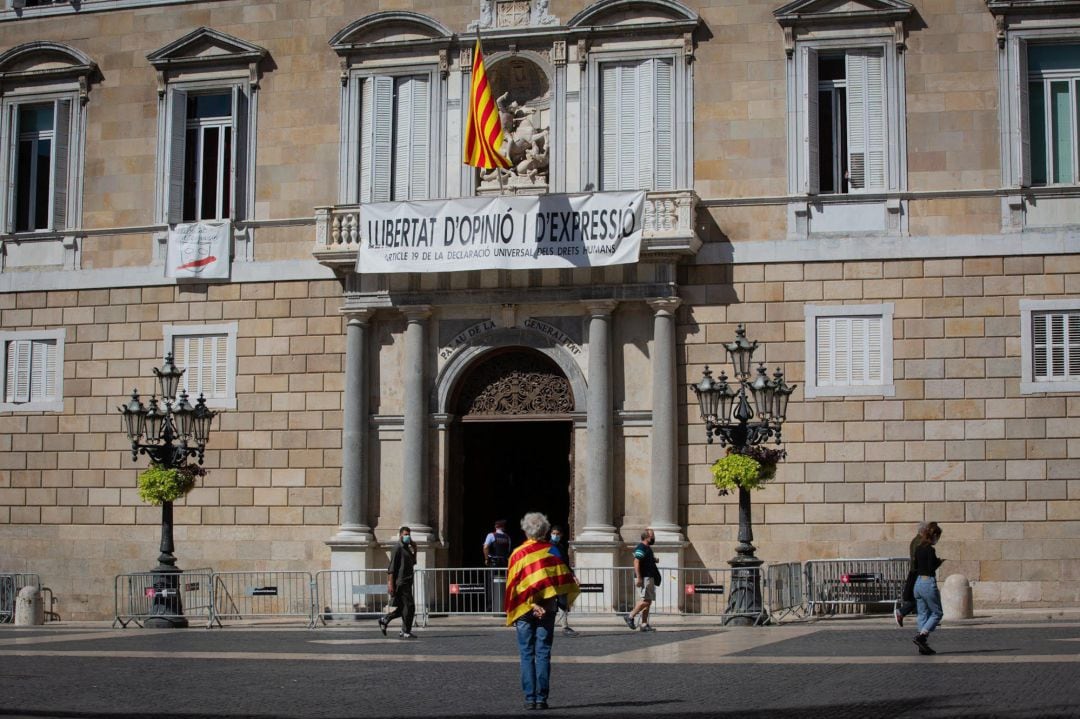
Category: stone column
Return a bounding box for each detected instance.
[579,300,619,543]
[401,305,433,540]
[647,297,683,542]
[328,309,374,575]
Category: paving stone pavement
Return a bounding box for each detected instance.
[1,618,1078,719]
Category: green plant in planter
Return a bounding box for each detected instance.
[137,463,206,505]
[710,446,788,496]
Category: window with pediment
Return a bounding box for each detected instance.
[989,1,1080,230]
[775,0,912,236]
[330,12,450,204]
[147,28,266,227]
[571,0,699,193]
[0,42,96,238]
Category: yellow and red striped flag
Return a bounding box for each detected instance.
[504,539,580,625]
[463,37,512,170]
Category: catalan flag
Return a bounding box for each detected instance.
[463,37,512,170]
[504,539,580,626]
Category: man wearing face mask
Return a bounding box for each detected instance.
[379,526,417,639]
[548,525,578,637]
[624,528,660,632]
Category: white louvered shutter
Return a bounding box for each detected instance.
[654,58,675,191]
[634,61,655,190]
[393,75,430,201]
[600,63,619,190]
[28,339,56,402]
[818,316,884,387]
[845,49,886,192]
[1015,39,1031,187]
[6,340,31,403]
[51,98,71,232]
[360,76,394,204]
[801,46,820,195]
[816,317,833,386]
[1033,311,1080,381]
[3,104,19,233]
[173,334,228,399]
[165,89,188,224]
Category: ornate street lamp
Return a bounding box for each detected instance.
[117,353,217,628]
[690,324,796,625]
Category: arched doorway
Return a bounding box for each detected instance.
[448,348,575,567]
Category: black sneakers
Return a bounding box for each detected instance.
[377,617,388,636]
[623,614,636,630]
[913,633,935,655]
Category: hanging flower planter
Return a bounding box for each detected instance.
[137,463,206,505]
[710,446,787,496]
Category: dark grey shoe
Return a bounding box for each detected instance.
[377,617,388,636]
[536,701,549,710]
[623,614,636,630]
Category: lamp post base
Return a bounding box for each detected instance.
[145,566,188,629]
[724,556,766,626]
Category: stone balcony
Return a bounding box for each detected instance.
[313,189,702,271]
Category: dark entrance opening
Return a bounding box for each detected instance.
[446,347,576,568]
[454,420,572,568]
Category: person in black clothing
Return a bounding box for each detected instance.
[912,522,945,655]
[379,526,417,639]
[895,522,927,627]
[483,519,512,567]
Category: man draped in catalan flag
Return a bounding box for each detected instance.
[504,512,580,711]
[463,35,513,172]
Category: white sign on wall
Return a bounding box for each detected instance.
[165,222,231,279]
[356,191,645,274]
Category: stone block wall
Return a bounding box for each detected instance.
[681,255,1080,607]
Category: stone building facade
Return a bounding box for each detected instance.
[1,0,1079,619]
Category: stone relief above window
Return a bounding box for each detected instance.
[469,0,559,31]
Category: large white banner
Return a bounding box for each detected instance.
[355,191,645,274]
[165,222,231,279]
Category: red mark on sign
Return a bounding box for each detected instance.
[176,255,217,271]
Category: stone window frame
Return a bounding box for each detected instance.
[0,42,95,243]
[1019,298,1080,395]
[997,25,1080,188]
[329,12,452,206]
[0,328,65,412]
[803,302,895,399]
[775,0,912,238]
[147,28,265,233]
[162,322,239,410]
[574,2,698,194]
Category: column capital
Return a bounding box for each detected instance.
[401,305,433,321]
[581,299,618,317]
[646,297,682,316]
[342,308,375,324]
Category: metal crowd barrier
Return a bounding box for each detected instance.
[212,571,317,627]
[112,571,217,628]
[417,567,506,627]
[0,573,41,624]
[764,561,805,621]
[805,558,908,615]
[314,569,392,625]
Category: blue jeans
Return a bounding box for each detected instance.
[914,576,943,634]
[515,611,556,703]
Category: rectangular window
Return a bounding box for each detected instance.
[163,86,248,225]
[162,323,238,409]
[171,333,229,400]
[4,98,72,233]
[1028,44,1080,186]
[0,330,64,411]
[1031,310,1080,382]
[804,304,894,398]
[811,48,886,194]
[599,57,675,191]
[359,74,431,203]
[183,93,233,222]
